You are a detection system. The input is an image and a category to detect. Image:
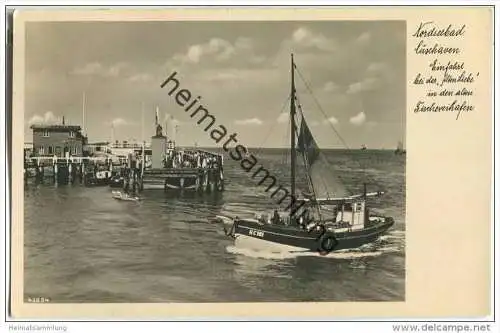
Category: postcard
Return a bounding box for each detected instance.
[9,7,493,319]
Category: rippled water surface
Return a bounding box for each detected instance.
[24,149,405,302]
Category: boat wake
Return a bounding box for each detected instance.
[226,245,386,260]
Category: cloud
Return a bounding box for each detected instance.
[196,68,280,90]
[346,77,378,94]
[111,118,127,127]
[187,45,204,63]
[72,62,129,77]
[203,71,240,82]
[367,62,388,73]
[28,111,60,126]
[366,61,396,82]
[349,111,366,126]
[72,62,103,76]
[128,73,153,82]
[213,39,237,61]
[291,27,337,52]
[250,55,267,64]
[106,62,129,77]
[277,113,289,123]
[344,62,392,95]
[168,36,259,66]
[234,37,253,50]
[356,32,371,44]
[323,81,340,92]
[234,118,263,126]
[163,113,182,126]
[322,116,339,125]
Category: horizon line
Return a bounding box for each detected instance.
[23,141,401,151]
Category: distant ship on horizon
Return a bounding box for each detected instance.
[395,141,406,155]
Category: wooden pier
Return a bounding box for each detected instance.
[140,150,224,192]
[24,156,117,186]
[24,151,225,193]
[142,167,223,192]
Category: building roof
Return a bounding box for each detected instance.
[30,124,82,131]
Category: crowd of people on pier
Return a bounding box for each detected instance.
[163,150,221,170]
[111,149,221,180]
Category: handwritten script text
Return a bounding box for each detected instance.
[412,21,478,120]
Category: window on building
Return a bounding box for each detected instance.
[55,146,61,157]
[69,131,75,138]
[48,146,53,155]
[42,131,50,137]
[38,147,45,155]
[73,146,78,155]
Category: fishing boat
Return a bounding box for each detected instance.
[219,54,394,254]
[395,141,406,155]
[84,171,110,186]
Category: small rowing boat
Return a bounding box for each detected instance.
[111,190,141,202]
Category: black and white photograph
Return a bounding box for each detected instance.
[22,19,407,303]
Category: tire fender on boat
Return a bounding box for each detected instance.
[318,234,338,253]
[385,216,395,224]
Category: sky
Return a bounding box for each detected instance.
[24,20,406,149]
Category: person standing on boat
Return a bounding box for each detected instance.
[272,209,280,224]
[297,208,310,228]
[332,205,339,222]
[123,179,130,196]
[122,167,131,197]
[303,208,310,223]
[298,215,304,227]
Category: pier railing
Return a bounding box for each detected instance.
[26,156,115,165]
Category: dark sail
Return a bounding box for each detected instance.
[297,116,320,165]
[297,117,350,199]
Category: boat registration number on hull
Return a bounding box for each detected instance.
[248,229,265,238]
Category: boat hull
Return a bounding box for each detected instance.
[231,217,394,253]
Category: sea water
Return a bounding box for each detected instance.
[24,149,405,302]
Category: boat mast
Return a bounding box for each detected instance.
[82,92,86,136]
[141,102,145,175]
[290,54,297,210]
